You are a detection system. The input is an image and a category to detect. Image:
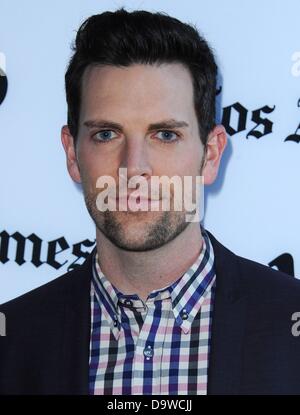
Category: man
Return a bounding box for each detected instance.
[1,8,300,395]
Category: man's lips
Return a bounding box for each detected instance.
[113,195,162,209]
[115,194,161,201]
[116,196,160,201]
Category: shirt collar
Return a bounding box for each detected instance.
[92,225,216,337]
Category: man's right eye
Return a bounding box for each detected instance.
[93,130,118,142]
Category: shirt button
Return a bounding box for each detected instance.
[143,345,154,359]
[124,299,133,306]
[181,309,189,320]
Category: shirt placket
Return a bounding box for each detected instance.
[131,296,171,395]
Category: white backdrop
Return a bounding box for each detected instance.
[0,0,299,303]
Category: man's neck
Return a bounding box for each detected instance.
[96,223,203,302]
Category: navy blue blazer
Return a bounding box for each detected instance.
[1,230,300,395]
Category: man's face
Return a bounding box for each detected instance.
[63,63,215,251]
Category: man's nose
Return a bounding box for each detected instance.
[120,138,152,180]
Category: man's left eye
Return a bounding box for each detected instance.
[156,130,178,142]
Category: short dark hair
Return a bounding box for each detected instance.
[65,8,217,146]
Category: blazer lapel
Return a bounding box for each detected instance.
[207,231,247,395]
[59,250,94,394]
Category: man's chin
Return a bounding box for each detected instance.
[94,210,189,252]
[97,217,165,252]
[102,237,164,252]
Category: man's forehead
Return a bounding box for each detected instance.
[81,62,194,91]
[80,62,196,122]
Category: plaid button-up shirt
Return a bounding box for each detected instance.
[89,227,216,395]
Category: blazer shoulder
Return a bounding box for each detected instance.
[0,252,94,314]
[236,253,300,301]
[206,229,300,302]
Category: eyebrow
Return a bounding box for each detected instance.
[83,118,189,131]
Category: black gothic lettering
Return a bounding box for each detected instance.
[47,237,70,270]
[284,122,300,143]
[0,231,44,266]
[246,105,276,139]
[221,102,248,136]
[68,239,96,271]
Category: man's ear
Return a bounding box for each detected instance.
[202,125,227,185]
[61,125,81,183]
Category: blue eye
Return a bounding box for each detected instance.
[93,130,117,141]
[156,130,179,142]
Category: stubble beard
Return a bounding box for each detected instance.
[83,190,189,252]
